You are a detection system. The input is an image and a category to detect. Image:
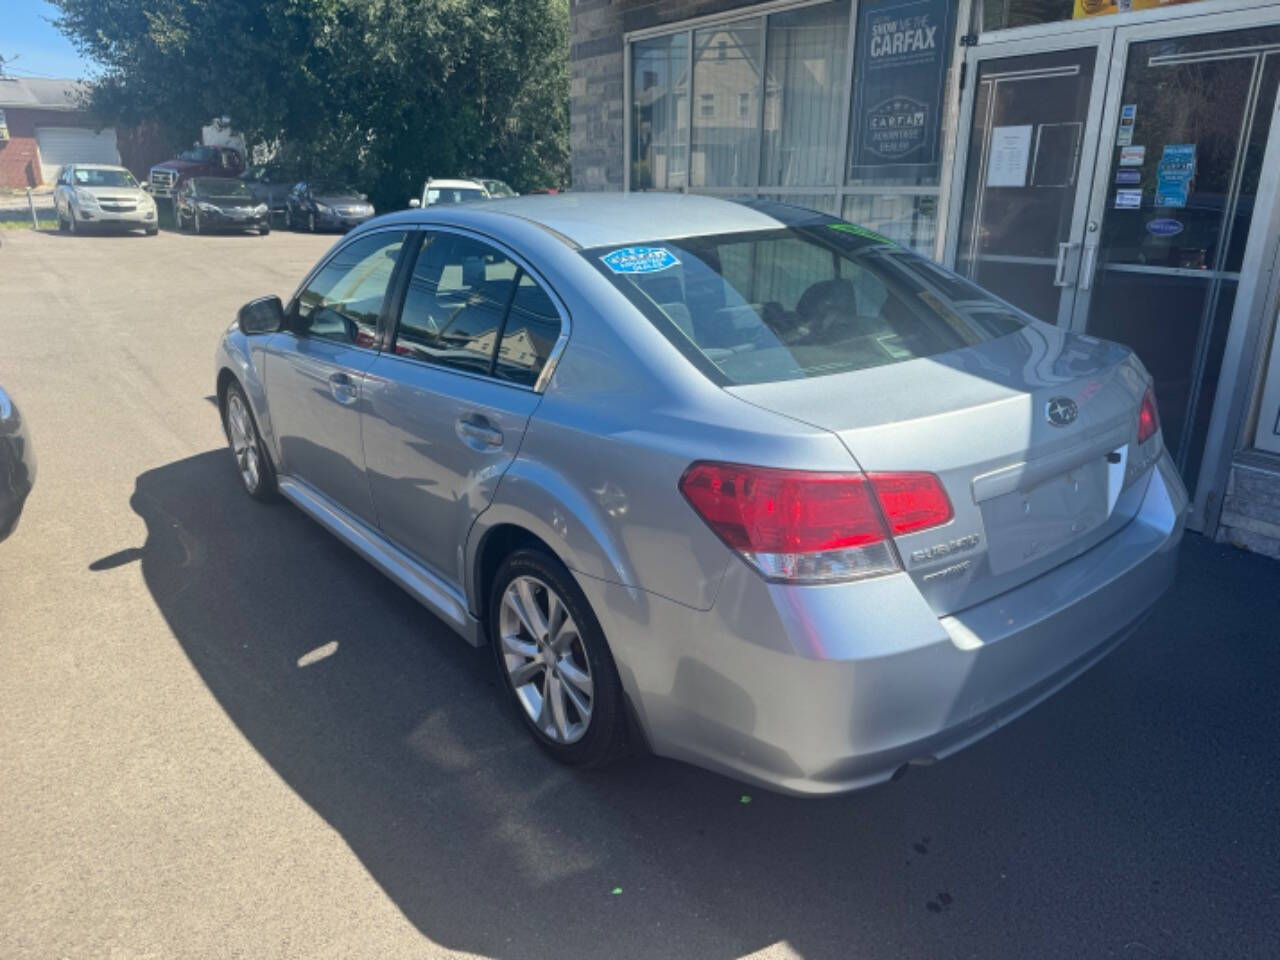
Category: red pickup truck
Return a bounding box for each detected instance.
[149,145,245,200]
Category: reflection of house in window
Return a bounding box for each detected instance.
[691,22,763,187]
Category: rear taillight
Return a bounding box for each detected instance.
[1137,386,1160,445]
[679,462,953,583]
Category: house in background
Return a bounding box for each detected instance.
[0,76,120,188]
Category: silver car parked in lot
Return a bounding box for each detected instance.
[53,163,159,235]
[214,194,1186,795]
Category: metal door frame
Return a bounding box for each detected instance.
[943,28,1116,329]
[1065,3,1280,530]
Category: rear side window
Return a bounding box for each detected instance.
[394,232,561,384]
[586,225,1026,385]
[494,273,561,386]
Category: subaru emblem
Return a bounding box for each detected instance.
[1045,396,1078,427]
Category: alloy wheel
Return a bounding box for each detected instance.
[226,392,262,493]
[499,575,594,744]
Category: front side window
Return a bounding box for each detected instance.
[294,231,406,347]
[587,219,1026,385]
[394,232,561,384]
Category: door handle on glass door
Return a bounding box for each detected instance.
[328,371,359,405]
[1079,241,1099,291]
[456,416,504,449]
[1054,241,1079,287]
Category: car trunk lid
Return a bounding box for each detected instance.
[727,325,1157,615]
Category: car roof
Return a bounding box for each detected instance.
[67,163,131,172]
[374,192,797,249]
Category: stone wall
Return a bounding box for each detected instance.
[570,0,756,190]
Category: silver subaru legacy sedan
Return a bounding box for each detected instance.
[214,193,1186,796]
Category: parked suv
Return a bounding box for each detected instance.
[54,164,158,235]
[408,178,489,208]
[149,145,245,200]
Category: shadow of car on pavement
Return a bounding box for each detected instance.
[98,449,1280,959]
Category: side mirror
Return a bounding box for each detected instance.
[408,198,421,209]
[141,183,153,193]
[237,295,286,335]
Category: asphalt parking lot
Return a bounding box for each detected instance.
[1,224,1277,960]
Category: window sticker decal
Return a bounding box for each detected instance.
[600,246,680,274]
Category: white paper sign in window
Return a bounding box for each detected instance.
[986,125,1033,188]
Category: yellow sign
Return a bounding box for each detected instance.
[1074,0,1202,17]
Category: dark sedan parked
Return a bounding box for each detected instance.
[284,181,375,232]
[0,384,35,543]
[175,178,271,235]
[240,163,296,221]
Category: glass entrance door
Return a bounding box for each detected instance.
[1071,21,1280,504]
[948,34,1113,327]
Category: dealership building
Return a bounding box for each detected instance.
[570,0,1280,557]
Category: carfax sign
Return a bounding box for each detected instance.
[848,0,955,179]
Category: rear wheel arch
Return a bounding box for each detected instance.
[473,524,564,632]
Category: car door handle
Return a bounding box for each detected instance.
[328,371,360,405]
[456,416,504,449]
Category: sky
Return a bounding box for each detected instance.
[2,0,97,79]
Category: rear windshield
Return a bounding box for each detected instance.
[586,224,1028,385]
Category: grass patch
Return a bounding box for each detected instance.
[0,218,56,231]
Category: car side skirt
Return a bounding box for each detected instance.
[277,475,483,646]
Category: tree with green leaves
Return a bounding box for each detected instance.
[51,0,569,207]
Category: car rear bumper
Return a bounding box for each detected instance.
[579,451,1188,796]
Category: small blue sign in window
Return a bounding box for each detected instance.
[601,246,680,274]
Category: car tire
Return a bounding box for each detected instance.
[58,212,69,232]
[221,382,278,503]
[259,224,270,236]
[308,212,316,233]
[489,548,629,768]
[145,227,158,236]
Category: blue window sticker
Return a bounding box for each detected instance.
[600,246,680,274]
[1146,218,1184,238]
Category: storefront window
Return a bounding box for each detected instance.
[979,0,1074,30]
[626,0,958,260]
[980,0,1211,32]
[842,194,938,256]
[631,33,689,190]
[691,19,763,188]
[761,1,850,187]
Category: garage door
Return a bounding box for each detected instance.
[34,126,120,183]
